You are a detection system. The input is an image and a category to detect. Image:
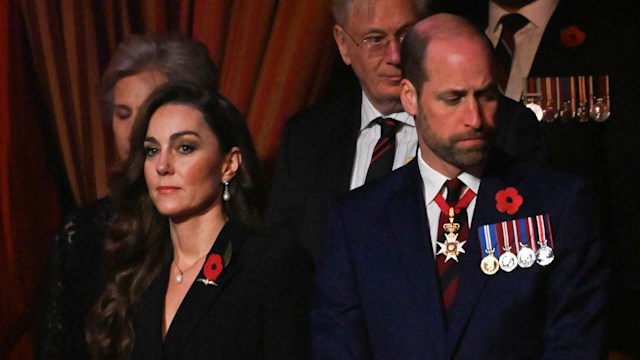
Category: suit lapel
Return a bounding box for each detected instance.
[163,222,249,358]
[388,161,447,359]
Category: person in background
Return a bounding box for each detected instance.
[38,33,218,359]
[267,0,542,264]
[311,14,607,359]
[85,83,311,359]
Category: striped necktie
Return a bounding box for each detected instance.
[435,178,475,318]
[494,13,529,93]
[365,117,402,184]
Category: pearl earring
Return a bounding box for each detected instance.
[223,180,231,201]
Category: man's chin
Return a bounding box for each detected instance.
[452,147,490,169]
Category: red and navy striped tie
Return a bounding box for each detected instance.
[365,117,402,184]
[495,13,528,93]
[436,179,469,316]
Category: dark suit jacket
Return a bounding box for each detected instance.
[130,222,313,360]
[267,90,542,263]
[312,153,607,359]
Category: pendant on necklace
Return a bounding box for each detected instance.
[175,273,183,284]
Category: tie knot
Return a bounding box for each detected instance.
[373,117,402,137]
[500,13,528,35]
[445,178,463,204]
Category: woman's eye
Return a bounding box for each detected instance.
[178,144,195,154]
[144,146,158,157]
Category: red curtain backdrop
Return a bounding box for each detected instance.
[0,1,336,358]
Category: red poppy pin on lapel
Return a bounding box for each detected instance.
[197,242,232,286]
[560,25,586,47]
[495,187,523,215]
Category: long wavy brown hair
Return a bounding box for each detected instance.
[85,83,265,359]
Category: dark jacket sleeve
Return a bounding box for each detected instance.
[37,199,110,360]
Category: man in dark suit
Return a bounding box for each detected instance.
[312,14,607,359]
[267,0,542,263]
[432,1,640,356]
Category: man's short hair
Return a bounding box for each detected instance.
[331,0,429,25]
[400,15,494,92]
[400,27,429,92]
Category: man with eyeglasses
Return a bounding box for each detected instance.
[267,0,427,263]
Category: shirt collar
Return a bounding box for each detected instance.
[360,91,414,130]
[488,0,559,35]
[417,152,481,203]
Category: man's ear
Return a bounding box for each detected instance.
[400,79,418,116]
[334,25,352,65]
[221,147,242,182]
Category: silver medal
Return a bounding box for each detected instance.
[536,245,555,266]
[517,245,536,268]
[499,251,518,272]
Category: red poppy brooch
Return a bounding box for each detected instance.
[495,187,523,215]
[196,243,232,286]
[560,25,586,48]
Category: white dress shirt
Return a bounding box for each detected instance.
[486,0,560,101]
[350,92,418,190]
[417,153,481,257]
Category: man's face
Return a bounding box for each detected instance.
[334,0,420,115]
[402,36,499,177]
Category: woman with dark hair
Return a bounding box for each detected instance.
[38,33,219,359]
[85,83,312,359]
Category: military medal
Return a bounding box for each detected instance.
[499,221,518,272]
[515,218,536,268]
[590,76,611,122]
[541,77,558,122]
[478,224,499,275]
[434,185,476,263]
[576,76,590,122]
[437,207,466,262]
[535,215,555,266]
[557,77,575,122]
[590,97,610,122]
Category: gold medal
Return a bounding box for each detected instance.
[481,254,499,275]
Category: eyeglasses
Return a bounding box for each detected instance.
[339,26,409,57]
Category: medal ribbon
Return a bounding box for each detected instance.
[578,76,587,105]
[527,216,538,251]
[545,215,555,247]
[588,76,594,108]
[555,77,561,111]
[601,75,610,109]
[479,224,498,257]
[512,219,520,252]
[516,217,531,250]
[535,214,548,247]
[501,221,514,255]
[434,187,476,216]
